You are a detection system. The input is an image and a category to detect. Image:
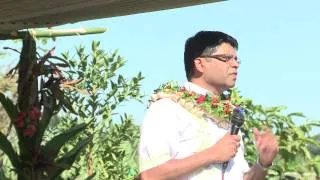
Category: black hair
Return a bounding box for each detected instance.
[184,31,238,81]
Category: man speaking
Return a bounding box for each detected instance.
[138,31,278,180]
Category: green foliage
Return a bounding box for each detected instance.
[309,134,320,156]
[0,34,91,180]
[0,75,18,180]
[1,36,317,180]
[40,123,89,160]
[0,132,19,169]
[0,51,6,57]
[0,92,18,123]
[47,40,144,179]
[231,89,320,180]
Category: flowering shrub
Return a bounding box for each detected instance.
[0,33,91,179]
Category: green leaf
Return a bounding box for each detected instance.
[35,92,55,148]
[54,89,77,114]
[304,120,320,127]
[61,96,77,114]
[0,132,20,169]
[40,123,88,160]
[47,135,92,179]
[50,55,71,65]
[301,146,312,159]
[283,172,303,179]
[0,92,18,122]
[0,168,10,180]
[53,63,69,68]
[287,112,305,118]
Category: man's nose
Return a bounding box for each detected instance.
[228,59,240,68]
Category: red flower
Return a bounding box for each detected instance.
[211,102,218,108]
[196,95,206,104]
[29,107,41,121]
[15,112,26,128]
[224,108,232,115]
[23,124,37,137]
[212,96,219,102]
[223,103,232,114]
[211,96,219,108]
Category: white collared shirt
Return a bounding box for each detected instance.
[139,81,250,180]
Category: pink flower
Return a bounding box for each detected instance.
[196,95,206,104]
[23,124,37,137]
[178,87,186,92]
[29,107,41,121]
[15,112,26,128]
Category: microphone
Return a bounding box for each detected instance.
[222,107,245,172]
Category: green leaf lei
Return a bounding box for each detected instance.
[149,82,246,128]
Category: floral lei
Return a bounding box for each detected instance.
[149,82,245,129]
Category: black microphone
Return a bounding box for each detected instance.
[222,107,245,172]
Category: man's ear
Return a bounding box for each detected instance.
[194,58,205,73]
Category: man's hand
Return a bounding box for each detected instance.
[253,128,279,167]
[208,133,241,163]
[139,133,242,180]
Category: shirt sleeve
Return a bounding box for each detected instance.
[138,98,179,172]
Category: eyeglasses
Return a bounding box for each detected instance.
[199,54,241,64]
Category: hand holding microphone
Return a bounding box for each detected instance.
[209,133,241,163]
[222,107,245,171]
[208,107,245,165]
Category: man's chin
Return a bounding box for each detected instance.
[226,82,236,88]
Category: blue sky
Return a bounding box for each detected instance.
[1,0,319,131]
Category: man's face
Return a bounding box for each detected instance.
[200,42,240,90]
